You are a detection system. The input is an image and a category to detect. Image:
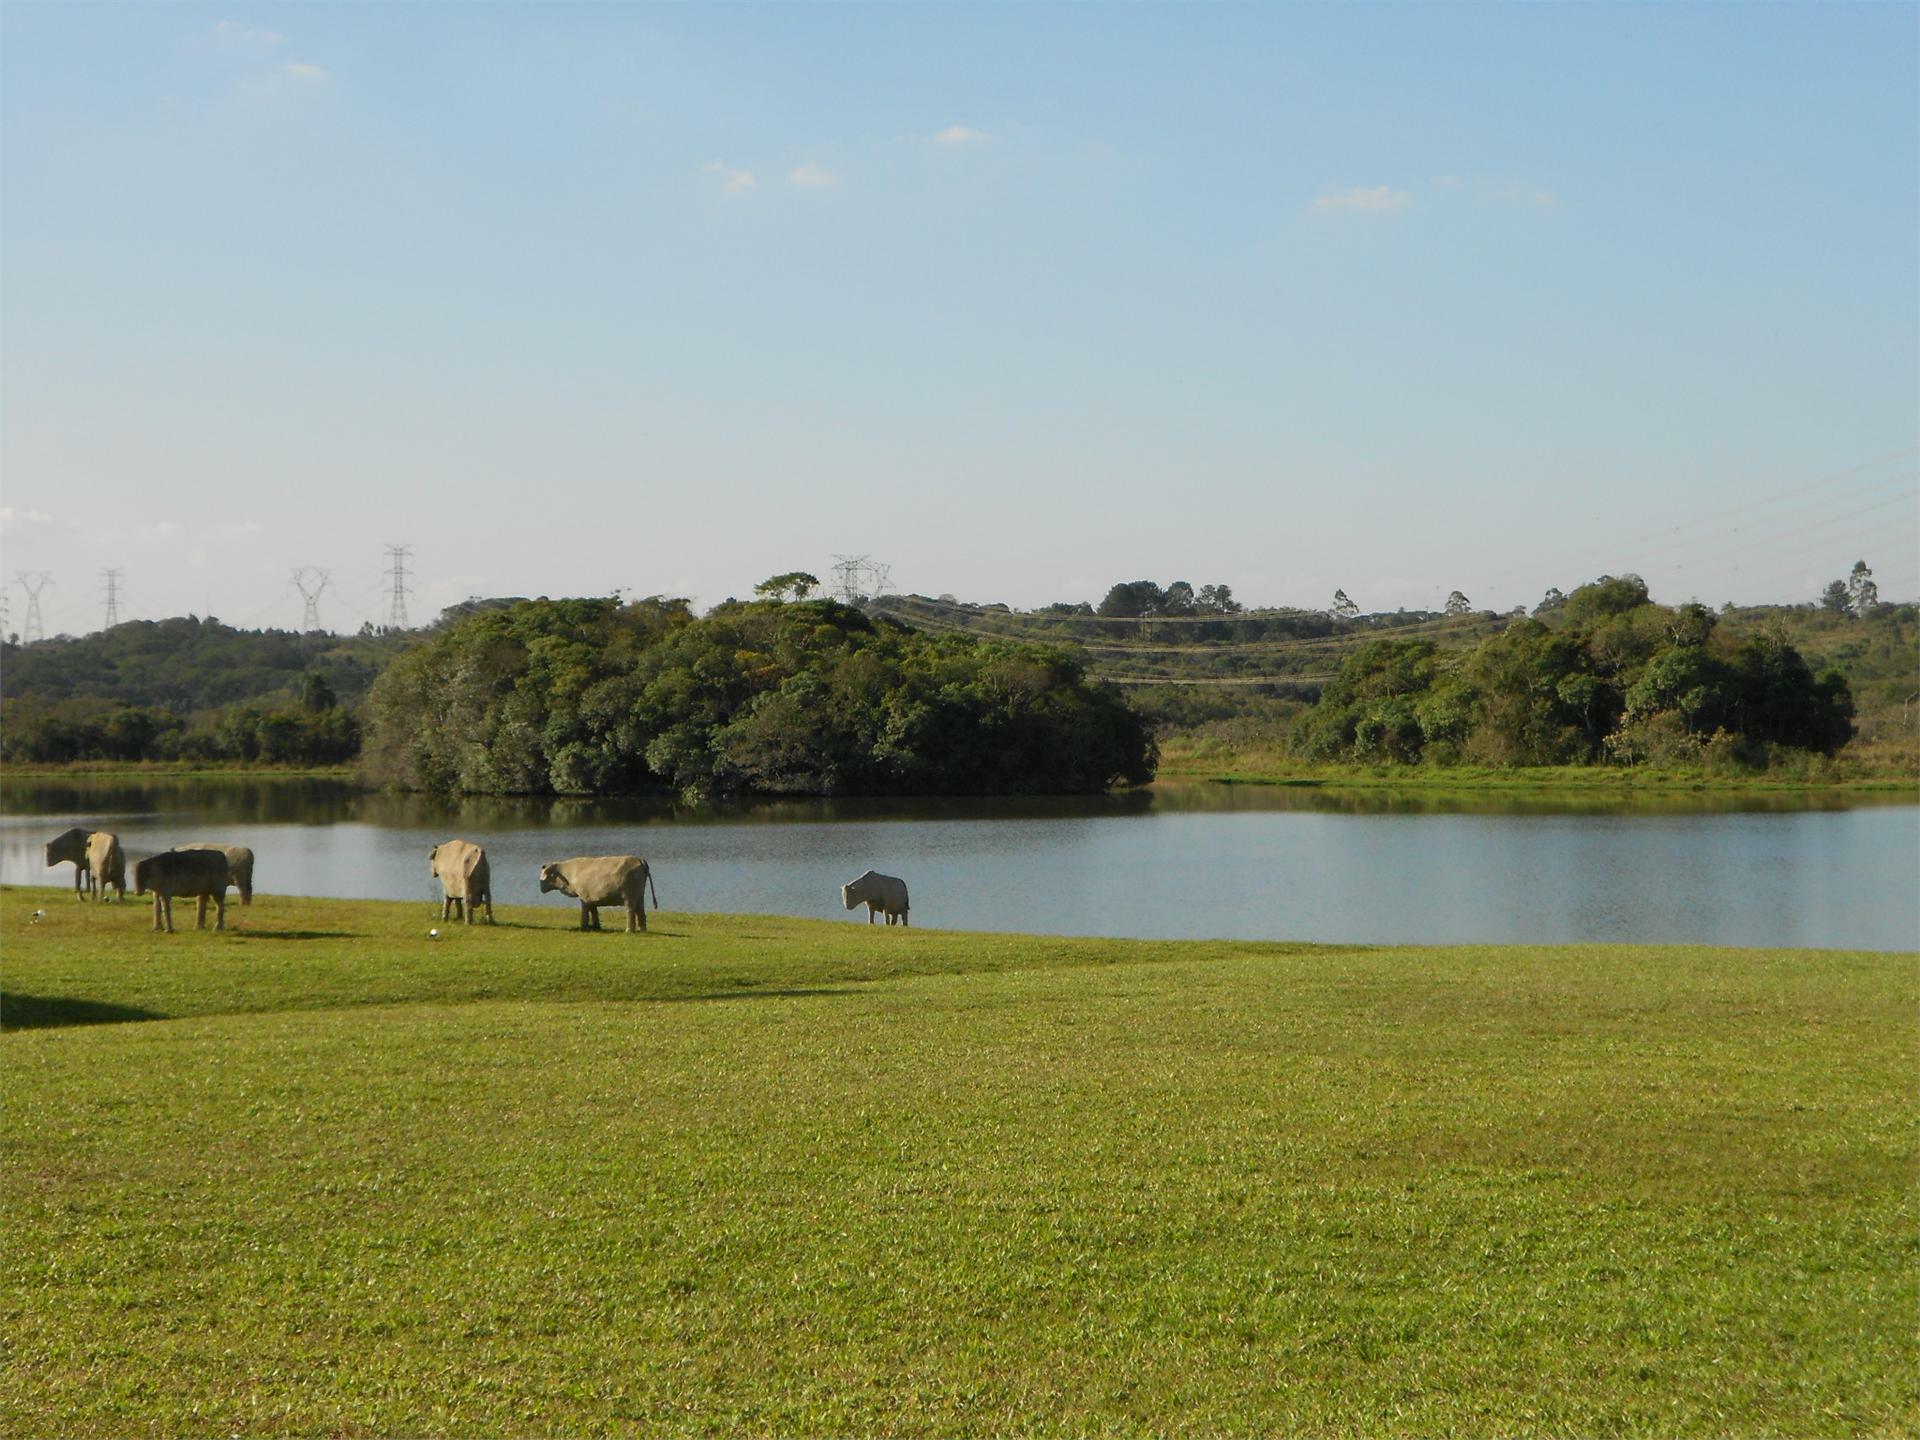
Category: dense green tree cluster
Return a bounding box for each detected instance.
[0,691,361,765]
[362,596,1156,798]
[0,615,397,709]
[0,616,395,766]
[1095,580,1242,617]
[1292,576,1855,766]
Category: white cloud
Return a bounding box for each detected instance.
[934,125,988,146]
[1312,185,1412,215]
[281,61,328,83]
[706,162,756,195]
[0,506,55,529]
[211,19,287,52]
[789,162,834,189]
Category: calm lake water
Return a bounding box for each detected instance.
[3,778,1915,951]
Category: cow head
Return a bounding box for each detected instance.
[132,857,151,895]
[44,827,86,867]
[538,862,570,896]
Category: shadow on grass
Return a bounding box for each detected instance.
[2,992,165,1032]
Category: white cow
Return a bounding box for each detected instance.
[430,839,494,925]
[45,827,123,900]
[841,870,909,926]
[538,856,657,932]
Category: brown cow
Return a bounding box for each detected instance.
[133,849,231,933]
[179,843,255,905]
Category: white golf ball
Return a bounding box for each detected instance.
[429,928,441,939]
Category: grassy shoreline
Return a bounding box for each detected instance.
[4,755,1916,799]
[0,760,361,781]
[1156,761,1920,794]
[1154,736,1920,794]
[4,890,1914,1434]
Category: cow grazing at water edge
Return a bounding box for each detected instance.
[178,843,255,905]
[430,839,495,925]
[44,827,125,902]
[133,849,231,933]
[842,870,909,926]
[538,856,658,932]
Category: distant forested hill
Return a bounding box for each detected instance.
[2,580,1912,776]
[1,617,402,710]
[0,618,410,765]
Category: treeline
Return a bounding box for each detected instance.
[362,596,1155,798]
[0,616,398,766]
[1290,576,1857,766]
[1,693,361,766]
[1,615,399,708]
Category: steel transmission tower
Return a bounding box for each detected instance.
[385,545,413,628]
[101,569,124,629]
[16,572,51,644]
[292,568,331,631]
[830,555,893,605]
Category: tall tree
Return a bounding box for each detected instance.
[1848,560,1879,615]
[1331,589,1359,620]
[1445,591,1472,616]
[1097,581,1165,618]
[754,572,821,602]
[1194,584,1242,614]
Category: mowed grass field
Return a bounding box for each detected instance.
[3,889,1914,1436]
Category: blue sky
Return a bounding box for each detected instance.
[3,2,1915,634]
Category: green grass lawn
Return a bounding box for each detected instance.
[4,889,1914,1436]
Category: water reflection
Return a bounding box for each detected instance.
[3,774,1911,826]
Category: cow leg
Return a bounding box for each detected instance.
[161,895,175,934]
[196,894,209,929]
[213,894,226,932]
[151,894,164,931]
[440,896,452,922]
[483,894,495,925]
[901,911,909,928]
[463,893,476,926]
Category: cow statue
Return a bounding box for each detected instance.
[841,870,910,926]
[430,839,495,925]
[538,856,658,932]
[178,843,255,906]
[44,827,125,902]
[133,849,231,933]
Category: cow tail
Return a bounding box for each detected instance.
[647,868,659,912]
